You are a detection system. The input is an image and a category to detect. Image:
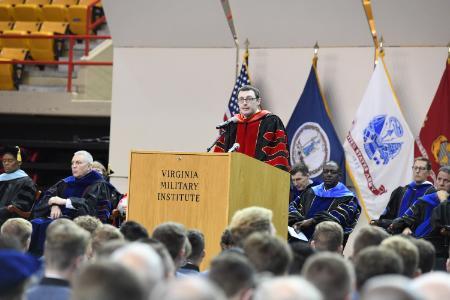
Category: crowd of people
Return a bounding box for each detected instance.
[0,84,449,300]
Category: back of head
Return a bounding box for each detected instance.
[253,276,323,300]
[288,242,315,274]
[1,218,32,252]
[312,221,344,253]
[208,252,255,298]
[72,261,147,300]
[91,224,124,257]
[354,246,404,290]
[352,226,389,257]
[0,235,21,251]
[302,252,355,300]
[120,221,149,241]
[186,229,205,262]
[44,219,90,272]
[361,275,421,300]
[412,271,450,300]
[220,228,233,250]
[112,242,164,294]
[404,236,435,274]
[140,238,176,279]
[380,236,419,278]
[73,216,103,235]
[150,276,227,300]
[229,206,274,247]
[152,222,187,263]
[243,232,292,276]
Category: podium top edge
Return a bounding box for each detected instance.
[130,150,233,156]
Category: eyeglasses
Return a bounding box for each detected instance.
[237,97,258,104]
[412,166,428,172]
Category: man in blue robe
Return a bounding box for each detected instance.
[0,146,36,227]
[288,161,361,244]
[390,166,450,270]
[371,157,435,229]
[30,150,122,256]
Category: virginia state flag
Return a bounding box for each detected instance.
[344,54,414,219]
[286,58,345,182]
[415,59,450,179]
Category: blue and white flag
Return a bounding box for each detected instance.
[286,60,345,182]
[224,49,251,120]
[343,55,414,219]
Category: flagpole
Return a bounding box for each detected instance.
[234,36,239,80]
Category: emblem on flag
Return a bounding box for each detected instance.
[363,115,404,165]
[290,122,330,178]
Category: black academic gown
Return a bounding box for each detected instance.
[0,175,36,226]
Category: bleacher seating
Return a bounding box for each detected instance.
[0,0,105,90]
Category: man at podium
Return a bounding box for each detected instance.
[214,85,290,171]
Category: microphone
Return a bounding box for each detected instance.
[228,143,240,153]
[216,116,238,129]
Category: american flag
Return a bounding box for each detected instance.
[224,50,251,120]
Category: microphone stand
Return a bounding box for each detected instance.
[207,129,226,152]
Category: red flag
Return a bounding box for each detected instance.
[415,59,450,179]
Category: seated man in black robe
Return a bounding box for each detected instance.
[390,166,450,270]
[0,146,36,227]
[371,157,435,229]
[30,150,122,255]
[288,161,361,244]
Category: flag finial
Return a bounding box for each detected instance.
[245,39,250,51]
[313,41,319,67]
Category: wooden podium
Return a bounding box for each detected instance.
[127,151,290,268]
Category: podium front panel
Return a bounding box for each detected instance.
[128,151,230,268]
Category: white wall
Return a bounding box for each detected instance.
[109,46,448,192]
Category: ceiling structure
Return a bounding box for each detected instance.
[103,0,450,48]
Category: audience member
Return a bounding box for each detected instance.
[228,206,275,248]
[372,157,435,229]
[302,252,355,300]
[289,161,360,243]
[1,218,32,252]
[90,224,124,258]
[405,236,436,273]
[380,235,420,278]
[352,225,389,257]
[140,237,176,279]
[360,275,421,300]
[152,222,188,270]
[288,242,315,275]
[94,239,126,260]
[252,276,323,300]
[220,228,233,251]
[71,261,147,300]
[150,276,227,300]
[179,229,205,275]
[411,271,450,300]
[310,221,344,253]
[353,246,404,291]
[0,146,36,227]
[208,252,255,300]
[243,232,292,276]
[0,249,41,300]
[112,243,164,297]
[120,220,149,241]
[73,215,103,235]
[0,235,21,250]
[26,219,90,300]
